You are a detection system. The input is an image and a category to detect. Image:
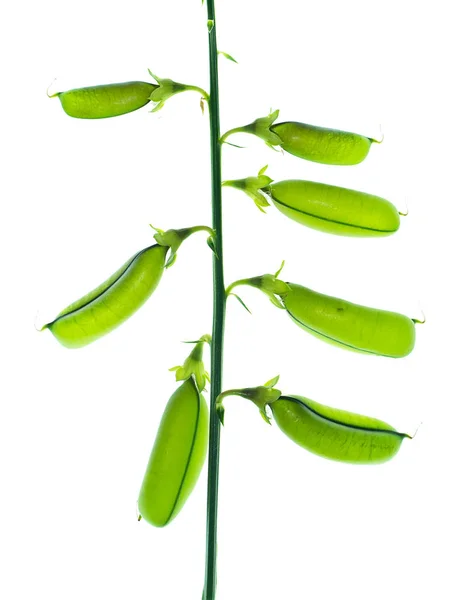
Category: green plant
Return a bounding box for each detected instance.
[41,2,422,598]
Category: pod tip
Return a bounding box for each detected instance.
[371,125,384,144]
[409,422,423,439]
[46,78,60,98]
[412,310,426,325]
[34,310,49,332]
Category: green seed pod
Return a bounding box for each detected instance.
[53,81,158,119]
[271,395,410,464]
[42,244,168,348]
[282,283,417,358]
[223,170,402,237]
[220,110,378,165]
[216,379,410,465]
[271,121,376,165]
[267,179,401,237]
[138,378,209,527]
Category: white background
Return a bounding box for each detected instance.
[1,1,449,599]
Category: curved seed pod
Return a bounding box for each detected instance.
[220,110,377,165]
[281,283,416,358]
[266,179,400,237]
[42,244,168,348]
[53,81,158,119]
[138,377,209,527]
[271,395,410,464]
[216,380,410,465]
[271,121,376,165]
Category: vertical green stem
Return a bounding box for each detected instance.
[203,1,224,599]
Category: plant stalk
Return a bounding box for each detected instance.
[203,0,225,598]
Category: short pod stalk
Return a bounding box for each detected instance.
[151,224,217,268]
[216,376,282,425]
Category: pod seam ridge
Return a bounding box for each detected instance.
[164,379,202,525]
[285,308,398,358]
[279,396,408,438]
[49,245,155,325]
[272,198,397,234]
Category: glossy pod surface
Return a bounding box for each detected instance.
[271,395,409,464]
[44,244,167,348]
[271,121,374,165]
[138,378,209,527]
[268,180,400,237]
[282,283,416,357]
[56,81,158,119]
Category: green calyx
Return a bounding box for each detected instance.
[225,261,290,310]
[222,166,273,212]
[147,68,209,112]
[151,224,216,267]
[216,376,282,425]
[220,110,282,149]
[170,334,212,392]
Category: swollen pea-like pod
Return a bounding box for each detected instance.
[271,396,410,464]
[50,81,159,119]
[42,225,216,348]
[138,377,209,527]
[272,121,376,166]
[223,170,402,237]
[49,70,209,119]
[42,244,168,348]
[268,180,401,236]
[220,110,379,166]
[226,269,420,358]
[281,283,417,358]
[216,378,411,465]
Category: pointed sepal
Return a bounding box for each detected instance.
[251,110,282,149]
[264,375,280,388]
